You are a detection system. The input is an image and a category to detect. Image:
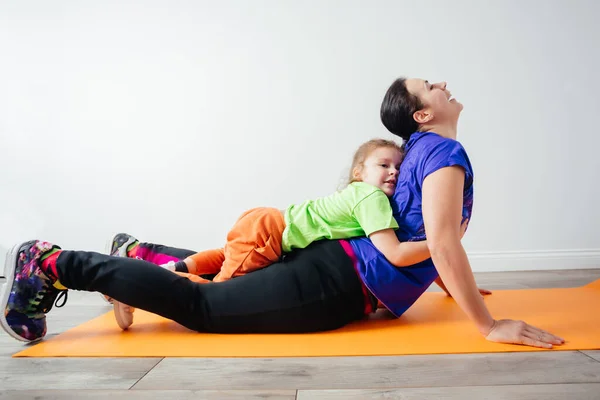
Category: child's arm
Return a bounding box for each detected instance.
[369,229,431,267]
[369,219,469,268]
[163,249,225,276]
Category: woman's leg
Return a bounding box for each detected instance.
[61,239,366,333]
[1,239,365,341]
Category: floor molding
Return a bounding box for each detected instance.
[468,249,600,272]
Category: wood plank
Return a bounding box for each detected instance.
[297,383,600,400]
[133,352,600,390]
[421,269,600,292]
[0,390,296,399]
[0,305,109,358]
[0,358,162,390]
[474,269,600,289]
[582,351,600,362]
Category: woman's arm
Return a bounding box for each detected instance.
[422,166,493,333]
[422,166,564,348]
[369,230,431,267]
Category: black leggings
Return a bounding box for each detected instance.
[55,240,366,333]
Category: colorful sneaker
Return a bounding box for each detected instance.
[106,233,139,258]
[0,241,68,343]
[101,233,139,304]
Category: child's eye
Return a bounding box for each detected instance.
[380,164,388,168]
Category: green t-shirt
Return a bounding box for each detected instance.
[281,182,398,252]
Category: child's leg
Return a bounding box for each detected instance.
[213,207,286,282]
[131,240,195,264]
[184,248,225,276]
[107,233,223,278]
[108,232,196,264]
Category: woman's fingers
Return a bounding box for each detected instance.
[524,325,565,345]
[485,319,566,349]
[519,335,553,349]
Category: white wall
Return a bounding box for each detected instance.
[1,0,599,272]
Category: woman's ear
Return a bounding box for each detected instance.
[413,108,433,124]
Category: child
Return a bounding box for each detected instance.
[111,138,442,329]
[155,138,437,283]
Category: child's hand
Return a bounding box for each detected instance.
[460,218,469,239]
[485,319,565,349]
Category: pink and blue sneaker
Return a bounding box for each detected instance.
[0,240,67,342]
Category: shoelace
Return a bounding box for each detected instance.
[30,284,68,315]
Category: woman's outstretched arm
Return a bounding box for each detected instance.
[422,166,564,348]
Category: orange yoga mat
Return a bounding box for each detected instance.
[14,279,600,358]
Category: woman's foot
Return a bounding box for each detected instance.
[0,240,68,342]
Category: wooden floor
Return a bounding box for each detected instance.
[1,269,600,399]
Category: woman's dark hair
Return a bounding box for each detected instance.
[380,77,423,142]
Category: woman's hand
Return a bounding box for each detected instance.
[485,319,565,349]
[443,286,491,298]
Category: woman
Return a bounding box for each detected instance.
[0,77,564,349]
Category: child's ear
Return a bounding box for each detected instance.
[352,166,362,181]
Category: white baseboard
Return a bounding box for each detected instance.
[468,249,600,272]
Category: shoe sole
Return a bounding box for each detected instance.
[0,243,40,343]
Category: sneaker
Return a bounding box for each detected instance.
[113,300,135,330]
[0,241,68,343]
[106,233,139,258]
[101,233,139,304]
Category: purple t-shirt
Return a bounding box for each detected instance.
[348,131,474,317]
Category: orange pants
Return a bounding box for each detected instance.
[186,207,286,283]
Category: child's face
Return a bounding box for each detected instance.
[356,147,402,196]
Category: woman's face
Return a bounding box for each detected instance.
[405,78,463,124]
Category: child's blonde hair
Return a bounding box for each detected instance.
[348,138,404,185]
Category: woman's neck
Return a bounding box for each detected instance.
[420,123,458,140]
